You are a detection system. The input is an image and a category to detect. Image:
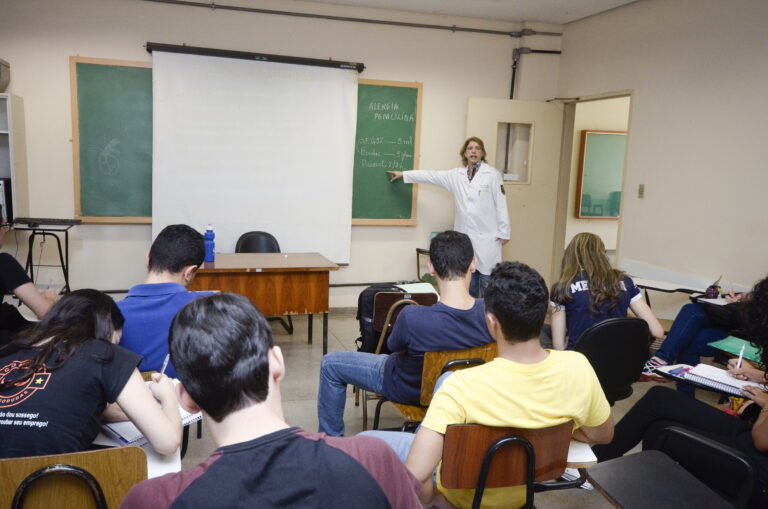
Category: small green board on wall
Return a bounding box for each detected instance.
[70,57,152,223]
[352,79,422,226]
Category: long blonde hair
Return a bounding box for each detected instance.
[551,233,625,315]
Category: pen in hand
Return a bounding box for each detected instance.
[160,353,170,377]
[736,344,745,369]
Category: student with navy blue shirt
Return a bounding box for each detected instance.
[317,231,494,436]
[118,224,214,378]
[550,233,663,350]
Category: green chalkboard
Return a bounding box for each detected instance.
[575,130,627,219]
[71,57,152,223]
[352,80,422,225]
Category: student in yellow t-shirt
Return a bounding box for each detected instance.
[405,261,615,508]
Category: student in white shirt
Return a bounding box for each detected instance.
[387,137,511,297]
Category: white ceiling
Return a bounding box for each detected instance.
[297,0,638,24]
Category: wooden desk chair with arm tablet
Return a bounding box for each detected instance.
[370,342,498,431]
[357,292,437,430]
[441,421,583,509]
[0,446,147,509]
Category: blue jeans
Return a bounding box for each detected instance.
[469,271,490,298]
[654,303,726,396]
[317,351,388,436]
[357,371,455,463]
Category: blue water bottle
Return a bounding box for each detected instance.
[204,224,215,262]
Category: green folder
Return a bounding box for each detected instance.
[708,336,761,363]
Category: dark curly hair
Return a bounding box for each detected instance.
[743,276,768,383]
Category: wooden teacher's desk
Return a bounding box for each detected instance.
[189,253,338,354]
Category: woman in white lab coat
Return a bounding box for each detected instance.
[388,137,510,297]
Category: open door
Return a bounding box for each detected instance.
[466,98,566,283]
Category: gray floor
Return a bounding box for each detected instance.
[180,311,722,508]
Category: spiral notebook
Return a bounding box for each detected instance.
[101,380,202,446]
[683,363,758,397]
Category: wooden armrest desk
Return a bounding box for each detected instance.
[188,253,338,354]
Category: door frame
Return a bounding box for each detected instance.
[550,90,634,283]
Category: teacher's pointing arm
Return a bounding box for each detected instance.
[386,170,403,182]
[386,169,454,191]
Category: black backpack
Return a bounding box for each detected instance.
[355,283,402,354]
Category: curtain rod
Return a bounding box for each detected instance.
[142,0,562,38]
[146,42,365,72]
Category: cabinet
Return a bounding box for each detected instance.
[0,94,29,221]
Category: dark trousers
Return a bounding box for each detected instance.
[593,386,768,507]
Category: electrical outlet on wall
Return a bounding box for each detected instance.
[638,184,645,198]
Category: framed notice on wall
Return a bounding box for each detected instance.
[352,79,422,226]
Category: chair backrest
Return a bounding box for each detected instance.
[0,446,147,508]
[573,317,651,404]
[420,343,498,406]
[441,421,574,490]
[371,292,439,354]
[235,231,280,253]
[655,426,755,508]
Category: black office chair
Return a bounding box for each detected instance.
[588,426,756,509]
[235,231,293,334]
[573,317,652,405]
[235,231,280,253]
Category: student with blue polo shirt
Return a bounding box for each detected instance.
[117,224,213,377]
[550,233,664,350]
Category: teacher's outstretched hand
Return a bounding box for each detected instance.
[386,170,403,182]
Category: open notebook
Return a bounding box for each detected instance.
[101,380,202,447]
[657,363,761,397]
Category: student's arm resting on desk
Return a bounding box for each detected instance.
[116,370,183,455]
[13,282,58,319]
[550,307,567,350]
[628,298,665,339]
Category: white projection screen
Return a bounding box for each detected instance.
[151,51,358,263]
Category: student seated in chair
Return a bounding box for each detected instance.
[549,232,664,350]
[120,293,421,509]
[593,275,768,508]
[0,204,59,345]
[0,290,181,458]
[317,230,494,436]
[118,224,213,378]
[369,262,615,508]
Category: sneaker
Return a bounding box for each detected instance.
[639,357,671,382]
[561,468,594,490]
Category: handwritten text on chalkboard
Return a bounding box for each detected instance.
[352,82,421,222]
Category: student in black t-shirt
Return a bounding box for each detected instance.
[121,293,420,509]
[0,205,59,343]
[0,289,182,458]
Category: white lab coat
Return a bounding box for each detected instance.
[404,162,511,274]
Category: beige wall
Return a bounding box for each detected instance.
[0,0,561,306]
[558,0,768,290]
[564,96,630,250]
